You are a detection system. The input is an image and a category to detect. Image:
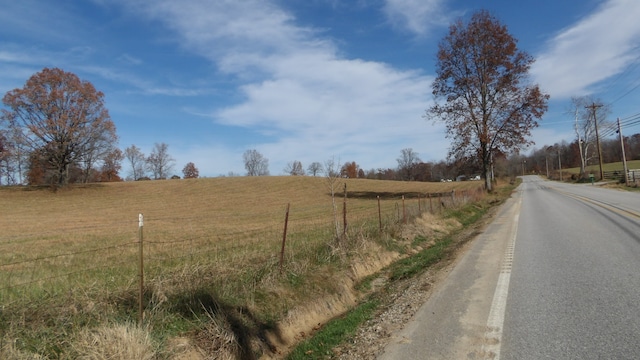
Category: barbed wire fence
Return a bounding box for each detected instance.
[0,186,485,336]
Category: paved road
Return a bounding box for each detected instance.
[378,175,640,359]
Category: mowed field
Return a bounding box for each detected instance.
[0,176,484,358]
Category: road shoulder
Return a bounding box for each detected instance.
[335,189,522,359]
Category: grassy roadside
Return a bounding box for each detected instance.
[284,180,518,360]
[0,177,486,359]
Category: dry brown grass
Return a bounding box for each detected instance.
[0,176,483,358]
[68,324,155,360]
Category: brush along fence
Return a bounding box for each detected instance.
[0,187,484,332]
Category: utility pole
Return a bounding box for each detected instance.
[586,103,604,180]
[574,109,586,178]
[545,155,549,178]
[618,117,629,186]
[558,148,562,181]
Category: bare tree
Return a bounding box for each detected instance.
[1,67,117,185]
[568,96,611,178]
[243,149,269,176]
[78,126,118,183]
[124,145,146,180]
[284,160,305,175]
[147,142,175,180]
[308,161,323,176]
[397,148,421,181]
[0,130,11,185]
[426,11,549,191]
[324,157,342,241]
[182,162,199,179]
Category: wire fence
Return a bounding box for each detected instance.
[0,187,484,325]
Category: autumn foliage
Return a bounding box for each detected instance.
[427,11,549,191]
[182,162,199,179]
[2,68,118,186]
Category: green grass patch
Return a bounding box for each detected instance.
[283,180,517,359]
[286,299,379,360]
[389,237,452,281]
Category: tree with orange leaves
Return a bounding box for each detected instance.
[182,162,199,179]
[341,161,359,178]
[426,10,548,192]
[2,68,117,186]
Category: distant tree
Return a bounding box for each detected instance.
[1,67,117,186]
[426,11,549,191]
[307,162,323,176]
[100,148,123,182]
[284,160,305,176]
[0,131,11,185]
[568,96,611,178]
[341,161,359,178]
[5,126,28,184]
[26,148,48,185]
[124,145,146,181]
[147,142,175,180]
[376,168,397,181]
[413,162,433,182]
[358,168,365,179]
[397,148,421,181]
[182,162,199,179]
[243,149,269,176]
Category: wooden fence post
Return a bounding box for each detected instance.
[377,196,382,233]
[402,195,406,224]
[279,203,290,275]
[343,184,347,238]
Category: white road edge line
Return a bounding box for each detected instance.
[482,195,521,359]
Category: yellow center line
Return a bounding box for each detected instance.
[552,189,640,220]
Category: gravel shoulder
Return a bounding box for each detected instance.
[333,206,499,360]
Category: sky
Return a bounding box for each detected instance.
[1,0,640,177]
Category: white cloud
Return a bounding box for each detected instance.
[117,53,143,66]
[382,0,452,37]
[532,0,640,99]
[120,0,447,172]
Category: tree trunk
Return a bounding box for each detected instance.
[484,166,492,192]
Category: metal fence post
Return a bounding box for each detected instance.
[138,213,144,325]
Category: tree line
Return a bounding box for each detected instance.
[9,11,623,188]
[0,68,202,186]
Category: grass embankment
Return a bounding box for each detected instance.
[557,159,640,179]
[0,176,487,359]
[285,180,517,360]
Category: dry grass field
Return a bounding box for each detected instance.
[0,176,484,358]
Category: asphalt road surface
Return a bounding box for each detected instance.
[379,175,640,359]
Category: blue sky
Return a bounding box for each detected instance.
[1,0,640,177]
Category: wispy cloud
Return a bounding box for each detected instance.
[119,0,445,171]
[117,53,143,66]
[79,65,208,97]
[382,0,452,37]
[532,0,640,99]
